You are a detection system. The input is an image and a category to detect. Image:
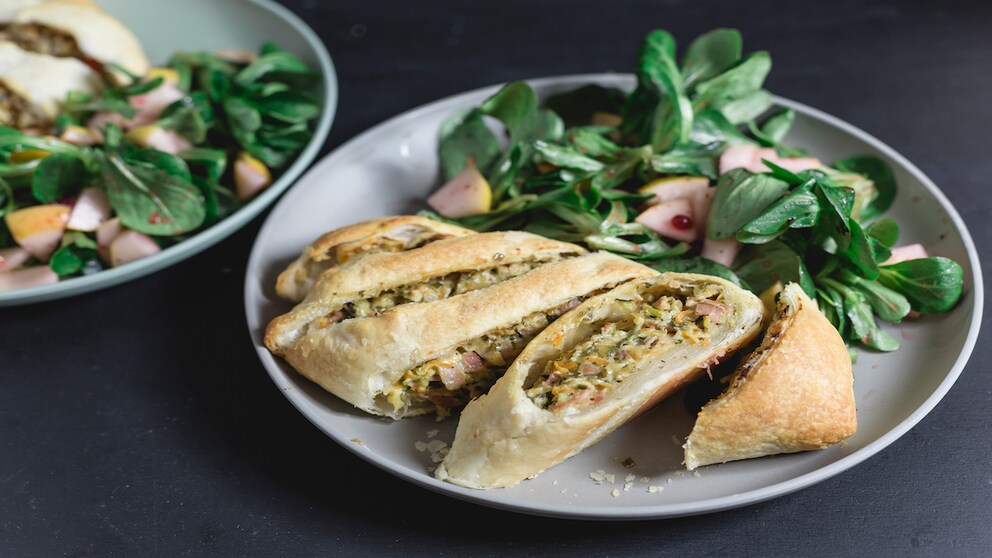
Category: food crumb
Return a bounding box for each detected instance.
[624,473,635,483]
[667,478,672,484]
[427,429,439,439]
[692,470,701,478]
[604,473,616,484]
[640,477,650,483]
[611,489,620,498]
[621,457,636,469]
[623,481,633,492]
[350,437,365,446]
[674,471,685,477]
[561,489,567,494]
[648,486,664,494]
[552,480,558,485]
[589,470,606,484]
[414,441,428,452]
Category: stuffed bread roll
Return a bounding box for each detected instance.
[0,40,101,129]
[270,252,655,419]
[435,273,764,489]
[9,3,148,84]
[275,216,475,302]
[265,231,586,355]
[683,283,857,470]
[0,0,96,23]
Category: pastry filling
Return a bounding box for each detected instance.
[0,84,44,129]
[332,227,458,265]
[526,285,731,413]
[383,296,589,417]
[9,24,86,60]
[318,257,575,326]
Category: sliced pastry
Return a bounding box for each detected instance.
[682,282,857,470]
[9,2,148,83]
[0,40,102,129]
[275,215,474,302]
[436,272,765,489]
[266,250,655,419]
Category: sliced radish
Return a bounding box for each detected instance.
[96,217,123,263]
[5,204,70,261]
[427,164,493,219]
[0,247,30,271]
[234,153,273,201]
[126,126,192,155]
[701,236,741,267]
[0,266,59,292]
[882,243,929,266]
[635,198,698,243]
[109,230,161,267]
[67,187,112,232]
[719,144,822,175]
[59,125,99,146]
[129,82,186,127]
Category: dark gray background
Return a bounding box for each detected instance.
[2,0,990,556]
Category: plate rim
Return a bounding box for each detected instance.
[244,73,984,520]
[0,0,338,307]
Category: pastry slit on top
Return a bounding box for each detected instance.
[327,226,456,265]
[381,288,612,418]
[524,283,733,413]
[313,256,579,328]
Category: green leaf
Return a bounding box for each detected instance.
[718,88,773,125]
[878,257,964,314]
[866,217,899,247]
[98,152,206,236]
[236,50,313,84]
[681,28,742,90]
[128,149,193,182]
[251,91,320,123]
[686,109,756,147]
[692,51,771,123]
[833,155,896,221]
[706,168,790,239]
[32,153,87,203]
[737,179,820,243]
[651,255,746,287]
[735,240,815,297]
[438,109,501,181]
[534,141,604,172]
[623,30,693,150]
[835,268,910,323]
[480,82,538,139]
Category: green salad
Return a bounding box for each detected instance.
[0,43,320,290]
[422,28,964,353]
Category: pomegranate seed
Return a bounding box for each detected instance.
[671,214,694,230]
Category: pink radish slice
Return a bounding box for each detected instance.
[141,128,192,155]
[427,165,492,219]
[16,229,63,262]
[0,266,59,292]
[67,187,112,232]
[701,236,741,267]
[109,230,161,267]
[0,247,30,271]
[719,145,822,175]
[882,243,929,266]
[96,217,123,263]
[128,83,186,126]
[635,198,698,243]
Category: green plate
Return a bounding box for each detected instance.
[0,0,337,306]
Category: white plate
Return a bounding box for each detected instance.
[243,74,983,520]
[0,0,337,306]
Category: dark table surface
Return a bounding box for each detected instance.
[2,0,990,556]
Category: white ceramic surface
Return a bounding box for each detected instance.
[244,74,982,520]
[0,0,337,306]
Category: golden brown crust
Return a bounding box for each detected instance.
[273,252,656,419]
[275,216,474,302]
[435,273,765,489]
[683,283,857,470]
[264,231,587,354]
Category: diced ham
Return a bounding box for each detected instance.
[882,243,929,266]
[438,365,468,391]
[460,351,486,373]
[0,247,30,271]
[0,266,59,292]
[719,144,821,175]
[695,300,728,318]
[67,187,112,232]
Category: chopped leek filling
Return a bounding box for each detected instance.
[0,85,43,129]
[332,228,452,265]
[9,24,85,60]
[384,296,588,417]
[526,287,730,412]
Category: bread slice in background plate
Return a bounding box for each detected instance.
[436,272,764,489]
[683,282,857,470]
[275,215,475,302]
